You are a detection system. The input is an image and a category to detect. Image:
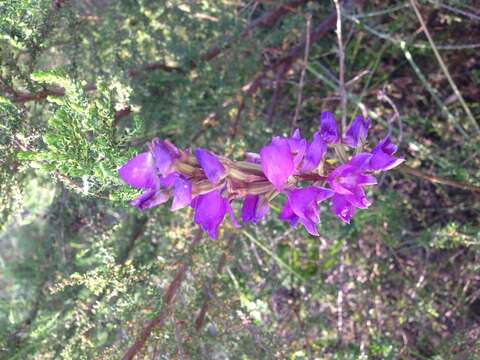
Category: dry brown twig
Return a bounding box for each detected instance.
[333,0,347,135]
[194,234,236,331]
[292,13,312,129]
[122,230,203,360]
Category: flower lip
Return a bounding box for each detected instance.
[343,115,372,148]
[319,111,340,144]
[283,186,334,236]
[260,137,294,191]
[150,139,179,176]
[369,136,405,171]
[131,188,169,211]
[242,194,270,224]
[301,132,327,173]
[195,148,226,185]
[192,189,238,239]
[171,176,192,211]
[119,152,158,190]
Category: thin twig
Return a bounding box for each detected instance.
[333,0,347,135]
[292,14,312,129]
[171,313,186,360]
[346,13,480,51]
[409,0,480,134]
[398,164,480,194]
[399,42,469,139]
[377,89,403,144]
[122,230,203,360]
[336,242,347,345]
[194,234,236,331]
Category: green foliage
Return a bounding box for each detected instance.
[21,70,142,200]
[1,0,480,359]
[0,97,24,230]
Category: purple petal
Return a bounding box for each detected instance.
[288,129,307,168]
[327,163,376,195]
[343,115,371,148]
[242,195,270,224]
[226,201,241,228]
[319,112,340,144]
[195,148,226,185]
[301,132,327,173]
[119,152,158,189]
[288,187,328,219]
[331,194,356,224]
[150,139,179,175]
[369,152,405,171]
[260,138,294,190]
[299,218,319,236]
[171,177,192,211]
[192,189,227,240]
[327,165,357,195]
[287,187,333,236]
[159,172,178,188]
[357,174,378,186]
[131,188,169,210]
[344,187,371,209]
[369,137,405,171]
[348,153,372,169]
[279,200,299,228]
[245,152,261,164]
[373,136,397,155]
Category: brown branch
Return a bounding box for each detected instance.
[197,0,309,65]
[127,62,185,77]
[229,96,245,140]
[114,106,133,123]
[14,83,97,103]
[223,12,338,140]
[194,234,235,331]
[122,230,203,360]
[398,164,480,194]
[242,11,337,98]
[292,14,312,129]
[13,0,307,107]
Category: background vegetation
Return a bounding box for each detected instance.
[1,0,479,359]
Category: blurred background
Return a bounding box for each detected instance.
[1,0,479,358]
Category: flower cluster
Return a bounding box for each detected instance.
[119,112,404,239]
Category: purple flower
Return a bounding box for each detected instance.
[130,188,169,210]
[279,200,299,228]
[150,139,179,175]
[171,176,192,211]
[242,195,270,224]
[319,112,340,144]
[192,189,239,240]
[327,160,377,223]
[260,137,294,190]
[369,136,405,171]
[245,152,261,164]
[280,186,333,235]
[301,132,327,173]
[195,148,226,184]
[328,164,376,195]
[118,151,170,210]
[331,194,356,224]
[118,152,158,190]
[288,129,308,168]
[343,115,372,148]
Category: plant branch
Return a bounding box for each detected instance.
[292,14,312,129]
[398,164,480,194]
[122,230,203,360]
[194,234,236,331]
[409,0,480,135]
[333,0,347,135]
